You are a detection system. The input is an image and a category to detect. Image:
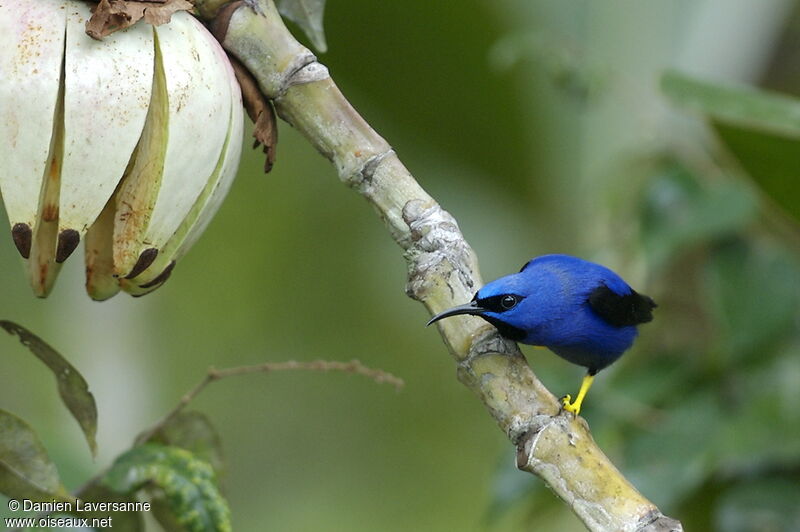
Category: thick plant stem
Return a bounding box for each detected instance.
[198,1,683,530]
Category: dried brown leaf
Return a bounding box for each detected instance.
[86,0,193,40]
[231,59,278,173]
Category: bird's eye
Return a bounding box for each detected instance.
[501,295,518,310]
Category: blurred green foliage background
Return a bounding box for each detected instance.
[2,0,800,530]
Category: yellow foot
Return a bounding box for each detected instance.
[561,394,581,416]
[561,373,594,416]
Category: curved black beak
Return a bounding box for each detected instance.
[426,300,486,326]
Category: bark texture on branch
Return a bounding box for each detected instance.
[198,1,683,530]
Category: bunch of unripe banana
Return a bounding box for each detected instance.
[0,0,243,299]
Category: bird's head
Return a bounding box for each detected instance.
[426,272,534,341]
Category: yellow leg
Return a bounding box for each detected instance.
[561,373,595,416]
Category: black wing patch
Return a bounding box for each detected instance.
[588,284,656,327]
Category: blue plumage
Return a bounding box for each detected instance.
[427,254,656,414]
[478,255,640,371]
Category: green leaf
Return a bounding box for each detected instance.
[150,495,191,532]
[712,351,800,470]
[77,482,145,532]
[143,411,225,477]
[640,158,757,268]
[277,0,328,53]
[0,409,69,502]
[609,355,696,410]
[0,320,98,457]
[661,70,800,136]
[715,478,800,532]
[706,240,800,363]
[713,121,800,223]
[103,443,231,532]
[622,391,723,509]
[660,70,800,224]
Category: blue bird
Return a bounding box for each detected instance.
[427,254,656,415]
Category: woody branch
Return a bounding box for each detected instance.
[194,1,682,530]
